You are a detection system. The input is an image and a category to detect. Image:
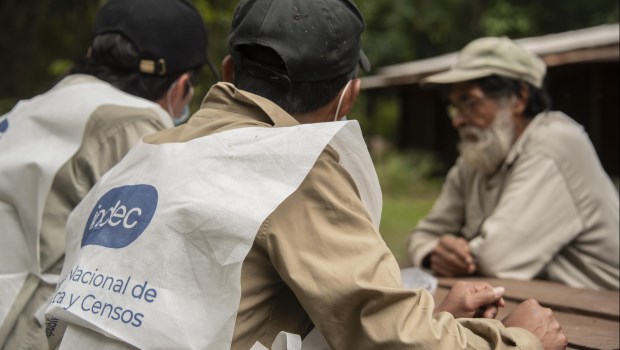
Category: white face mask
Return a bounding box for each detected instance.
[166,79,194,126]
[333,80,353,122]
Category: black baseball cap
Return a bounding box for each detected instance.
[228,0,371,83]
[92,0,215,77]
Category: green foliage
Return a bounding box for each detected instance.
[0,0,101,104]
[372,149,444,263]
[355,0,619,69]
[373,148,444,198]
[1,0,617,119]
[0,99,16,116]
[380,195,437,264]
[48,59,74,77]
[481,2,534,35]
[350,91,400,138]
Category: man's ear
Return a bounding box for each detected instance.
[222,55,235,83]
[337,78,362,118]
[155,72,191,114]
[169,73,192,105]
[512,83,529,115]
[177,73,192,97]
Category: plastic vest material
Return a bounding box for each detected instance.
[0,77,171,331]
[46,121,381,349]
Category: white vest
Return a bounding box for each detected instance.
[0,76,171,329]
[46,121,381,349]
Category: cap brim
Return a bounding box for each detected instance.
[422,68,495,86]
[359,49,371,72]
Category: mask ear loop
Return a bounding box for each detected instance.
[166,80,179,118]
[334,80,352,121]
[185,83,194,105]
[166,79,194,119]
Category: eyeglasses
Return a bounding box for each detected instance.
[446,96,492,121]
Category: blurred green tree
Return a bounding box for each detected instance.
[358,0,619,68]
[0,0,617,115]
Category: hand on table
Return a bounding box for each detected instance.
[503,299,568,349]
[430,236,476,277]
[434,281,505,319]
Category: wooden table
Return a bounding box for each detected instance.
[435,277,619,350]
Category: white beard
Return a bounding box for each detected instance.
[458,107,515,175]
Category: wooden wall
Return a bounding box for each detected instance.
[385,61,619,177]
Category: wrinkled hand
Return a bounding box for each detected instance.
[430,236,476,277]
[434,281,505,319]
[503,299,568,349]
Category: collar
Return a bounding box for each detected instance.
[201,82,300,127]
[53,74,106,89]
[503,111,548,168]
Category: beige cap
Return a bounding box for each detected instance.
[423,36,547,88]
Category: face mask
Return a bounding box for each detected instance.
[174,105,191,126]
[334,80,353,122]
[166,79,194,125]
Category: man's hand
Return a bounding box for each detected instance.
[503,299,568,349]
[430,236,476,277]
[434,281,505,319]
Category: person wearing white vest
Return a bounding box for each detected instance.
[45,0,566,349]
[0,0,218,348]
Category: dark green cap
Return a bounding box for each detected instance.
[228,0,371,83]
[93,0,212,76]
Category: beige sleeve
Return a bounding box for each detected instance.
[40,105,166,272]
[262,151,541,349]
[406,164,468,267]
[72,105,167,196]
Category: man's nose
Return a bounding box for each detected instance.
[451,111,468,129]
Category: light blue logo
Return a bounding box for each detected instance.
[82,185,158,249]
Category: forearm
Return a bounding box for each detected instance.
[277,226,538,349]
[268,161,537,349]
[407,230,440,267]
[407,165,467,267]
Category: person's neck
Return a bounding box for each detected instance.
[293,103,336,124]
[515,115,533,140]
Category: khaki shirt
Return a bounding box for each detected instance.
[2,75,169,350]
[145,83,541,349]
[407,112,619,290]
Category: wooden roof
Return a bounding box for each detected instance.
[362,23,620,90]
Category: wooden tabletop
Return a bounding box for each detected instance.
[434,277,619,350]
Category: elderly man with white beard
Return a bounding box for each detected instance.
[406,36,619,291]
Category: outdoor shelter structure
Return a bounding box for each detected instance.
[362,23,619,178]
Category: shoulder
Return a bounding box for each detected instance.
[75,102,169,179]
[272,143,366,220]
[302,145,359,197]
[260,142,377,249]
[519,111,600,169]
[70,74,171,126]
[524,112,592,154]
[89,104,167,129]
[514,112,610,195]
